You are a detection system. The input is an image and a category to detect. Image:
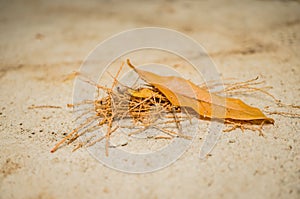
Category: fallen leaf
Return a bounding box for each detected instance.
[127,59,274,123]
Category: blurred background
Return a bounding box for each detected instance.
[0,0,299,199]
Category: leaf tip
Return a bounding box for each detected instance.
[267,118,275,124]
[126,59,135,70]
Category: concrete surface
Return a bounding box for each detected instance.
[0,0,299,198]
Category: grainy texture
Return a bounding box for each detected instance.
[0,0,299,199]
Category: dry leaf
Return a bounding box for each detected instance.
[127,59,274,123]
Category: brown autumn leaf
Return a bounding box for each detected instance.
[127,59,274,123]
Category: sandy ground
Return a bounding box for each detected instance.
[0,0,300,198]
